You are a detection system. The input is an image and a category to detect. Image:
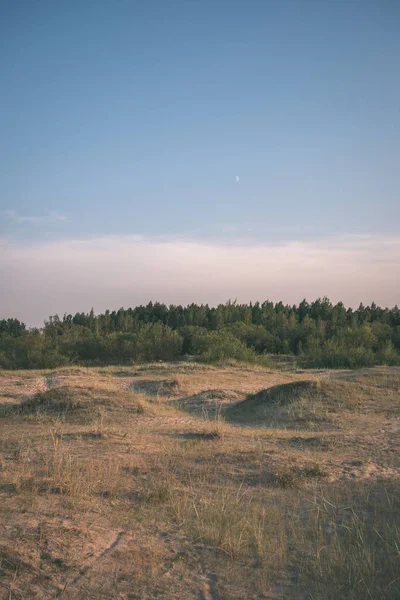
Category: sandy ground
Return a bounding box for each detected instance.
[0,363,399,599]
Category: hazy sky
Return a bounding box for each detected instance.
[1,0,399,325]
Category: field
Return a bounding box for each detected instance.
[0,362,399,599]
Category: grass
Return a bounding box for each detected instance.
[293,481,400,599]
[223,377,399,429]
[0,363,399,598]
[10,444,126,501]
[139,453,399,598]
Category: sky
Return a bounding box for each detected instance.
[1,0,399,325]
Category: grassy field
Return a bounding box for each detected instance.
[0,362,399,599]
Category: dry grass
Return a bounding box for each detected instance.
[0,363,399,599]
[224,377,400,429]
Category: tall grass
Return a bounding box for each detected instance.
[9,431,126,501]
[141,455,400,599]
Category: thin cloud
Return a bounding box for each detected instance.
[0,234,399,326]
[3,210,68,225]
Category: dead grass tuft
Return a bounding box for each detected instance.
[274,463,329,488]
[131,378,183,398]
[8,439,126,501]
[19,387,87,415]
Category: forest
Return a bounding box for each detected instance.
[1,298,400,369]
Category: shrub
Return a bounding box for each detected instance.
[199,329,258,363]
[375,341,400,366]
[136,323,183,362]
[179,326,209,355]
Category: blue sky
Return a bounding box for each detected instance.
[1,0,400,324]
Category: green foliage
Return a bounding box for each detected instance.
[198,329,258,363]
[67,325,182,364]
[0,332,70,369]
[135,323,182,362]
[179,326,209,355]
[375,341,400,366]
[1,299,400,369]
[303,337,376,369]
[0,318,25,337]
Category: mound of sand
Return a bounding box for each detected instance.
[224,380,358,428]
[19,387,87,414]
[18,385,145,418]
[131,379,182,397]
[175,389,242,414]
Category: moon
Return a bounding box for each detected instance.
[236,175,240,182]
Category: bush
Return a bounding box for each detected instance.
[136,323,182,362]
[228,322,274,353]
[179,326,209,355]
[375,341,400,366]
[199,329,258,363]
[303,339,375,369]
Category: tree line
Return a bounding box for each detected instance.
[1,298,400,369]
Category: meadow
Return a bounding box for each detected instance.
[0,361,399,599]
